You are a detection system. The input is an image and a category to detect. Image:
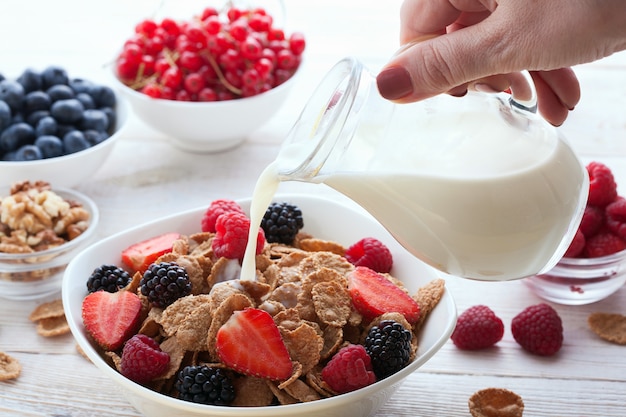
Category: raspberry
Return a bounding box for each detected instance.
[140,262,192,308]
[563,229,586,258]
[120,334,170,384]
[579,205,604,238]
[86,264,132,293]
[344,237,393,273]
[450,305,504,350]
[364,320,412,379]
[212,211,266,260]
[175,365,235,405]
[587,162,618,207]
[606,197,626,240]
[511,303,563,356]
[260,201,304,244]
[321,344,376,394]
[201,199,245,233]
[584,232,626,258]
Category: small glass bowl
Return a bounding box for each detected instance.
[0,187,99,300]
[525,249,626,305]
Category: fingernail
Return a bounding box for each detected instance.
[376,66,414,100]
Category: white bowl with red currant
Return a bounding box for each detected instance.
[526,161,626,305]
[62,194,456,417]
[112,3,305,153]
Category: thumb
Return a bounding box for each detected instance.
[376,26,507,102]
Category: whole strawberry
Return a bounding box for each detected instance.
[511,303,563,356]
[121,334,170,384]
[451,305,504,350]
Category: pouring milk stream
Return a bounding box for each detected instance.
[241,57,588,282]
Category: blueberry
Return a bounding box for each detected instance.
[69,78,94,95]
[26,110,51,127]
[47,84,75,102]
[17,68,43,93]
[41,65,69,89]
[2,150,17,161]
[63,130,90,154]
[81,109,109,132]
[35,116,58,136]
[100,106,116,131]
[0,73,4,82]
[50,98,84,124]
[24,91,51,114]
[0,122,36,152]
[0,100,11,132]
[14,144,43,161]
[76,92,95,110]
[0,80,25,112]
[56,124,76,138]
[34,135,63,158]
[88,84,116,108]
[84,129,108,146]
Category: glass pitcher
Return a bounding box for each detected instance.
[273,57,588,281]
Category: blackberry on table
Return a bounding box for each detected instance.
[261,201,304,244]
[140,262,192,308]
[86,264,132,293]
[176,365,236,406]
[364,320,412,379]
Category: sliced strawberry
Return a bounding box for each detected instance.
[216,308,292,381]
[347,266,420,324]
[81,290,143,351]
[121,232,181,273]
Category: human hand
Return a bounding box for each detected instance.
[377,0,626,126]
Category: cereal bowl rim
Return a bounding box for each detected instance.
[0,187,100,265]
[62,193,456,417]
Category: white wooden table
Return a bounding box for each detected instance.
[1,1,626,416]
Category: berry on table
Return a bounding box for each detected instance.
[450,305,504,350]
[260,201,304,244]
[212,211,265,260]
[120,334,170,384]
[511,303,563,356]
[140,262,192,308]
[321,344,376,394]
[86,264,132,293]
[175,365,236,405]
[364,320,412,379]
[344,237,393,273]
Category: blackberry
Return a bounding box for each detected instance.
[86,264,132,293]
[176,365,235,406]
[260,202,304,244]
[140,262,192,308]
[364,320,412,379]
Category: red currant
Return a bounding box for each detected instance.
[184,72,206,94]
[289,32,306,55]
[162,67,183,89]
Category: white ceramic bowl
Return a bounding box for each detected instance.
[112,69,298,153]
[62,194,456,417]
[0,95,129,188]
[0,187,99,300]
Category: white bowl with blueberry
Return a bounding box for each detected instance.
[0,65,129,188]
